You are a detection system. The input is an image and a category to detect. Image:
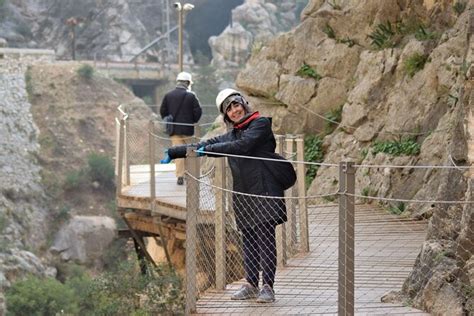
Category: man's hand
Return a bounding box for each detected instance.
[160,151,172,164]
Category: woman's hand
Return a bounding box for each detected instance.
[196,146,206,157]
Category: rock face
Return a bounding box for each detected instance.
[0,49,55,315]
[208,0,304,69]
[234,0,473,314]
[50,216,117,265]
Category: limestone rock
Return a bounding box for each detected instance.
[209,0,303,69]
[50,216,117,265]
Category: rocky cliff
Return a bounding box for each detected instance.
[235,0,473,314]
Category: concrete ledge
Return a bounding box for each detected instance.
[0,47,56,56]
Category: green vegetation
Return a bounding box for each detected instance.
[453,1,467,15]
[320,23,357,47]
[338,37,356,47]
[77,64,94,80]
[388,202,406,215]
[324,104,343,135]
[6,261,184,315]
[64,170,87,191]
[361,186,377,203]
[251,40,264,55]
[368,21,397,49]
[296,63,322,81]
[461,60,471,79]
[328,0,342,10]
[369,18,438,49]
[404,53,428,77]
[372,138,421,156]
[322,23,336,39]
[0,213,7,234]
[87,153,115,190]
[6,275,80,315]
[414,25,437,41]
[304,135,324,187]
[25,66,33,102]
[86,261,184,315]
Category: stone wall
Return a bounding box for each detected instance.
[0,47,55,314]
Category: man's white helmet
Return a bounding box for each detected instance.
[215,88,241,113]
[176,71,193,84]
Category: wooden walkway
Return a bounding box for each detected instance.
[118,165,429,315]
[195,205,428,315]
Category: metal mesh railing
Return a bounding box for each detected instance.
[115,106,473,315]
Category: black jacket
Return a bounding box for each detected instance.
[160,86,202,136]
[168,113,287,230]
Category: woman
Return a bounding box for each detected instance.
[162,88,287,303]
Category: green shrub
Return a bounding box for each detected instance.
[77,64,94,80]
[404,53,428,77]
[372,138,421,156]
[304,135,324,187]
[453,1,467,15]
[324,104,343,135]
[388,202,406,215]
[6,275,80,316]
[414,25,437,41]
[64,170,87,191]
[87,153,115,189]
[296,63,322,81]
[368,21,396,49]
[83,261,185,315]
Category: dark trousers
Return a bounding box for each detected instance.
[241,222,277,289]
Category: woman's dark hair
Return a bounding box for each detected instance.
[223,100,253,125]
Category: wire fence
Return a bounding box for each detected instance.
[115,110,473,315]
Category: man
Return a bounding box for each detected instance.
[160,71,202,185]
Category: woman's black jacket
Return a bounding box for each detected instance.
[168,114,287,230]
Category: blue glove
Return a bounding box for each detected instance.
[160,151,171,164]
[196,146,205,157]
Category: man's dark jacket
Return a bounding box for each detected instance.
[168,113,287,230]
[160,86,202,136]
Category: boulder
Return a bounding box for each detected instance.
[50,216,117,265]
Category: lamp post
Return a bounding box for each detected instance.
[173,2,194,72]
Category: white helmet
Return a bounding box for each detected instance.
[176,71,193,84]
[215,88,242,113]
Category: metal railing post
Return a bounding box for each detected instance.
[194,123,201,142]
[275,135,287,267]
[296,135,309,252]
[215,158,226,290]
[185,146,199,315]
[124,118,130,185]
[149,120,156,201]
[116,118,125,196]
[285,134,297,255]
[338,161,355,316]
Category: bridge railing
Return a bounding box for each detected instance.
[115,106,473,316]
[182,151,473,315]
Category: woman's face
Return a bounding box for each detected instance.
[226,102,246,123]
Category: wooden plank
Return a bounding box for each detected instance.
[192,205,428,315]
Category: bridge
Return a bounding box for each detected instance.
[112,104,474,315]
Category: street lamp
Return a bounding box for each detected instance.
[173,2,194,72]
